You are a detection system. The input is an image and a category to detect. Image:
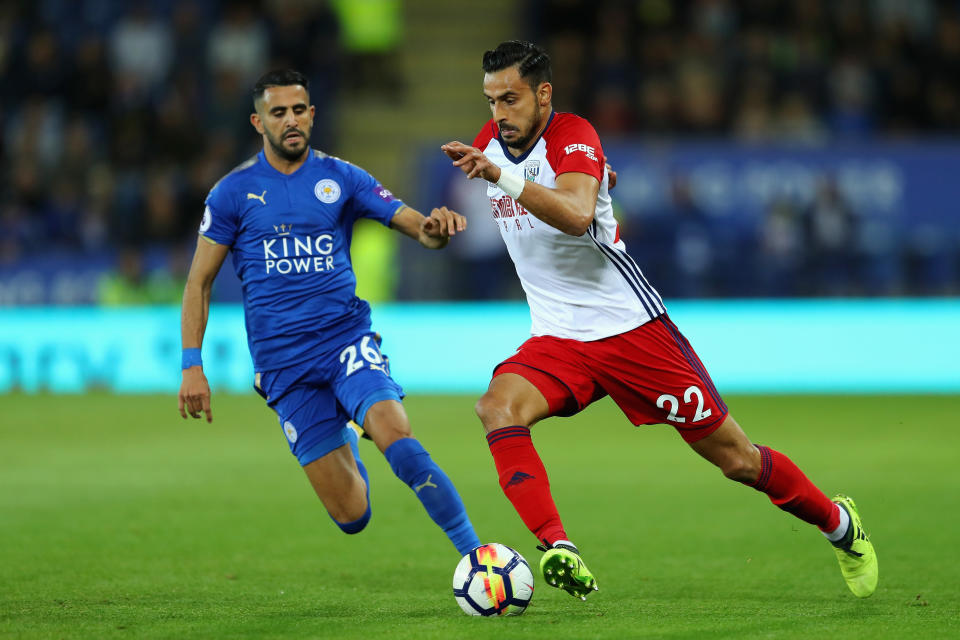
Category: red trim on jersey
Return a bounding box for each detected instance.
[543,113,604,182]
[472,119,497,150]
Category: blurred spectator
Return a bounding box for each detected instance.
[19,28,66,98]
[758,197,806,296]
[97,245,187,306]
[66,35,113,119]
[331,0,404,100]
[5,96,65,170]
[109,3,173,102]
[446,176,515,300]
[825,48,876,137]
[803,178,858,295]
[207,2,269,87]
[667,177,716,298]
[775,92,827,144]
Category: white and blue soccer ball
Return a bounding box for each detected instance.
[452,543,534,616]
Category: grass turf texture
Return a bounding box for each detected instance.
[2,393,957,639]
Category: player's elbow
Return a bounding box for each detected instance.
[183,272,214,301]
[561,213,593,237]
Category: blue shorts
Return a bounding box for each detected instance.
[254,331,405,466]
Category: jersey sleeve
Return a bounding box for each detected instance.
[544,115,605,182]
[344,164,406,227]
[199,178,240,246]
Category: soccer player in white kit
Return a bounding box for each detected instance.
[442,41,877,602]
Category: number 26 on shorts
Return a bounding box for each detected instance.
[656,385,712,423]
[339,335,384,376]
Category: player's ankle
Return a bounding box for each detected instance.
[824,503,852,548]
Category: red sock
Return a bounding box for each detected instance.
[486,426,567,545]
[751,445,840,532]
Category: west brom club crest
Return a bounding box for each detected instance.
[524,159,540,182]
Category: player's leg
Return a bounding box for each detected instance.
[256,365,373,534]
[332,331,480,555]
[360,398,481,556]
[475,372,563,544]
[689,415,877,597]
[302,435,372,533]
[689,414,838,526]
[289,416,373,534]
[594,316,842,531]
[593,316,876,596]
[477,341,603,599]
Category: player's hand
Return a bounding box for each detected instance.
[442,141,501,183]
[604,155,618,190]
[420,206,467,249]
[178,366,213,423]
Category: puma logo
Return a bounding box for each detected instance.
[247,190,267,204]
[414,474,438,493]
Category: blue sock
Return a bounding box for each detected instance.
[331,427,371,534]
[384,437,481,555]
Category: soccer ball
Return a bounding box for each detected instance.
[452,543,534,616]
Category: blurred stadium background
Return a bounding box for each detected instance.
[1,0,958,393]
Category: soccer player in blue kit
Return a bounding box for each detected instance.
[177,70,482,556]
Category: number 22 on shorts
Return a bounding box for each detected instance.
[656,385,712,423]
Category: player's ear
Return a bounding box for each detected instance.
[250,112,264,134]
[538,82,552,107]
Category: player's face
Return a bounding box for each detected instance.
[251,85,315,161]
[483,66,551,153]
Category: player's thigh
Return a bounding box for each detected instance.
[257,364,354,466]
[592,316,729,443]
[475,372,551,432]
[302,443,369,521]
[330,331,406,432]
[480,336,605,431]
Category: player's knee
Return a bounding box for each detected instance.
[331,503,371,535]
[363,400,412,447]
[474,392,512,431]
[328,495,371,533]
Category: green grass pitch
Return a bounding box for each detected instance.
[2,393,958,639]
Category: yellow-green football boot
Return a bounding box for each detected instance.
[831,495,878,598]
[538,542,599,601]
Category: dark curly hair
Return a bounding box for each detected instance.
[482,40,552,90]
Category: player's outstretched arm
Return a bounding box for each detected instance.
[178,236,229,423]
[389,204,467,250]
[442,141,600,236]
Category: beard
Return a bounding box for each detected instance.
[265,127,310,161]
[501,106,542,150]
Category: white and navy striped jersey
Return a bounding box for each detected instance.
[472,111,665,341]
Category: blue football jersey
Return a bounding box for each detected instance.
[200,149,405,370]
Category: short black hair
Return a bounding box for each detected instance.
[482,41,551,90]
[252,69,310,108]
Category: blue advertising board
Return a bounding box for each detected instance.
[601,140,959,229]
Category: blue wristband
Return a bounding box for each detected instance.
[182,348,203,370]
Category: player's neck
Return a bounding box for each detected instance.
[263,146,309,175]
[508,108,553,158]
